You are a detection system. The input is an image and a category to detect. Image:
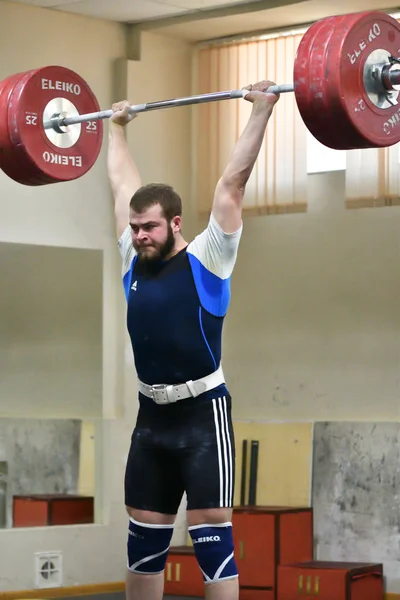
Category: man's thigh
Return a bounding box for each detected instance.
[124,429,184,515]
[183,394,236,512]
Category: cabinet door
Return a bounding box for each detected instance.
[279,511,313,565]
[233,513,275,587]
[164,554,204,597]
[278,566,346,600]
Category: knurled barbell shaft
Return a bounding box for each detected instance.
[43,84,295,131]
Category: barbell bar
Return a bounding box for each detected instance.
[1,9,400,187]
[45,84,296,131]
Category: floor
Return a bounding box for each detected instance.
[52,594,201,600]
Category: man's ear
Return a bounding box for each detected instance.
[171,216,181,233]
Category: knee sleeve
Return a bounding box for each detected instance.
[188,522,238,584]
[127,518,174,574]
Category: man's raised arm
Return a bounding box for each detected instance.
[211,80,280,234]
[107,102,142,238]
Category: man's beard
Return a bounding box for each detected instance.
[135,225,175,265]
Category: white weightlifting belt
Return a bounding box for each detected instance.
[137,364,225,405]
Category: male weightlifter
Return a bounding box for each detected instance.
[107,80,279,600]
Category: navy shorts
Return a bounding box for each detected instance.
[124,389,235,514]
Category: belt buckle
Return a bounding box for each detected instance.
[150,383,175,405]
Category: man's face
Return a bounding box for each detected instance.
[129,204,178,262]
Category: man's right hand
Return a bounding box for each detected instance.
[110,100,137,127]
[242,80,280,109]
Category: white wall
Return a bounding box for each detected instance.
[126,31,197,237]
[221,170,400,424]
[0,0,192,591]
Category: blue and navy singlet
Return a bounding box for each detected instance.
[118,213,242,386]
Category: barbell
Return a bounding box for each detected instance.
[1,9,400,186]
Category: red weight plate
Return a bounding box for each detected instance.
[4,72,57,186]
[0,73,48,185]
[319,12,380,149]
[324,11,400,148]
[0,72,50,185]
[300,16,347,149]
[8,65,103,183]
[307,14,371,150]
[294,16,332,141]
[0,76,17,170]
[294,14,369,150]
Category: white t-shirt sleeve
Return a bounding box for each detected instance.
[117,226,137,280]
[187,212,243,279]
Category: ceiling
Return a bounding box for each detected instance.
[154,0,400,41]
[7,0,269,23]
[6,0,400,41]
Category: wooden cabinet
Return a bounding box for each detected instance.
[277,561,384,600]
[13,494,94,527]
[164,546,204,597]
[232,506,313,598]
[233,509,275,587]
[239,590,275,600]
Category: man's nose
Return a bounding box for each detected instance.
[136,229,147,241]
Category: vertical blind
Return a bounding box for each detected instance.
[194,34,308,216]
[345,146,400,209]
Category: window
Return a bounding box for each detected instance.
[307,131,346,174]
[345,145,400,209]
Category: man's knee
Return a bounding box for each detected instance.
[188,521,238,585]
[126,514,175,575]
[187,507,233,527]
[126,505,176,526]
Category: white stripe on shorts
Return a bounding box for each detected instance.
[212,396,233,508]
